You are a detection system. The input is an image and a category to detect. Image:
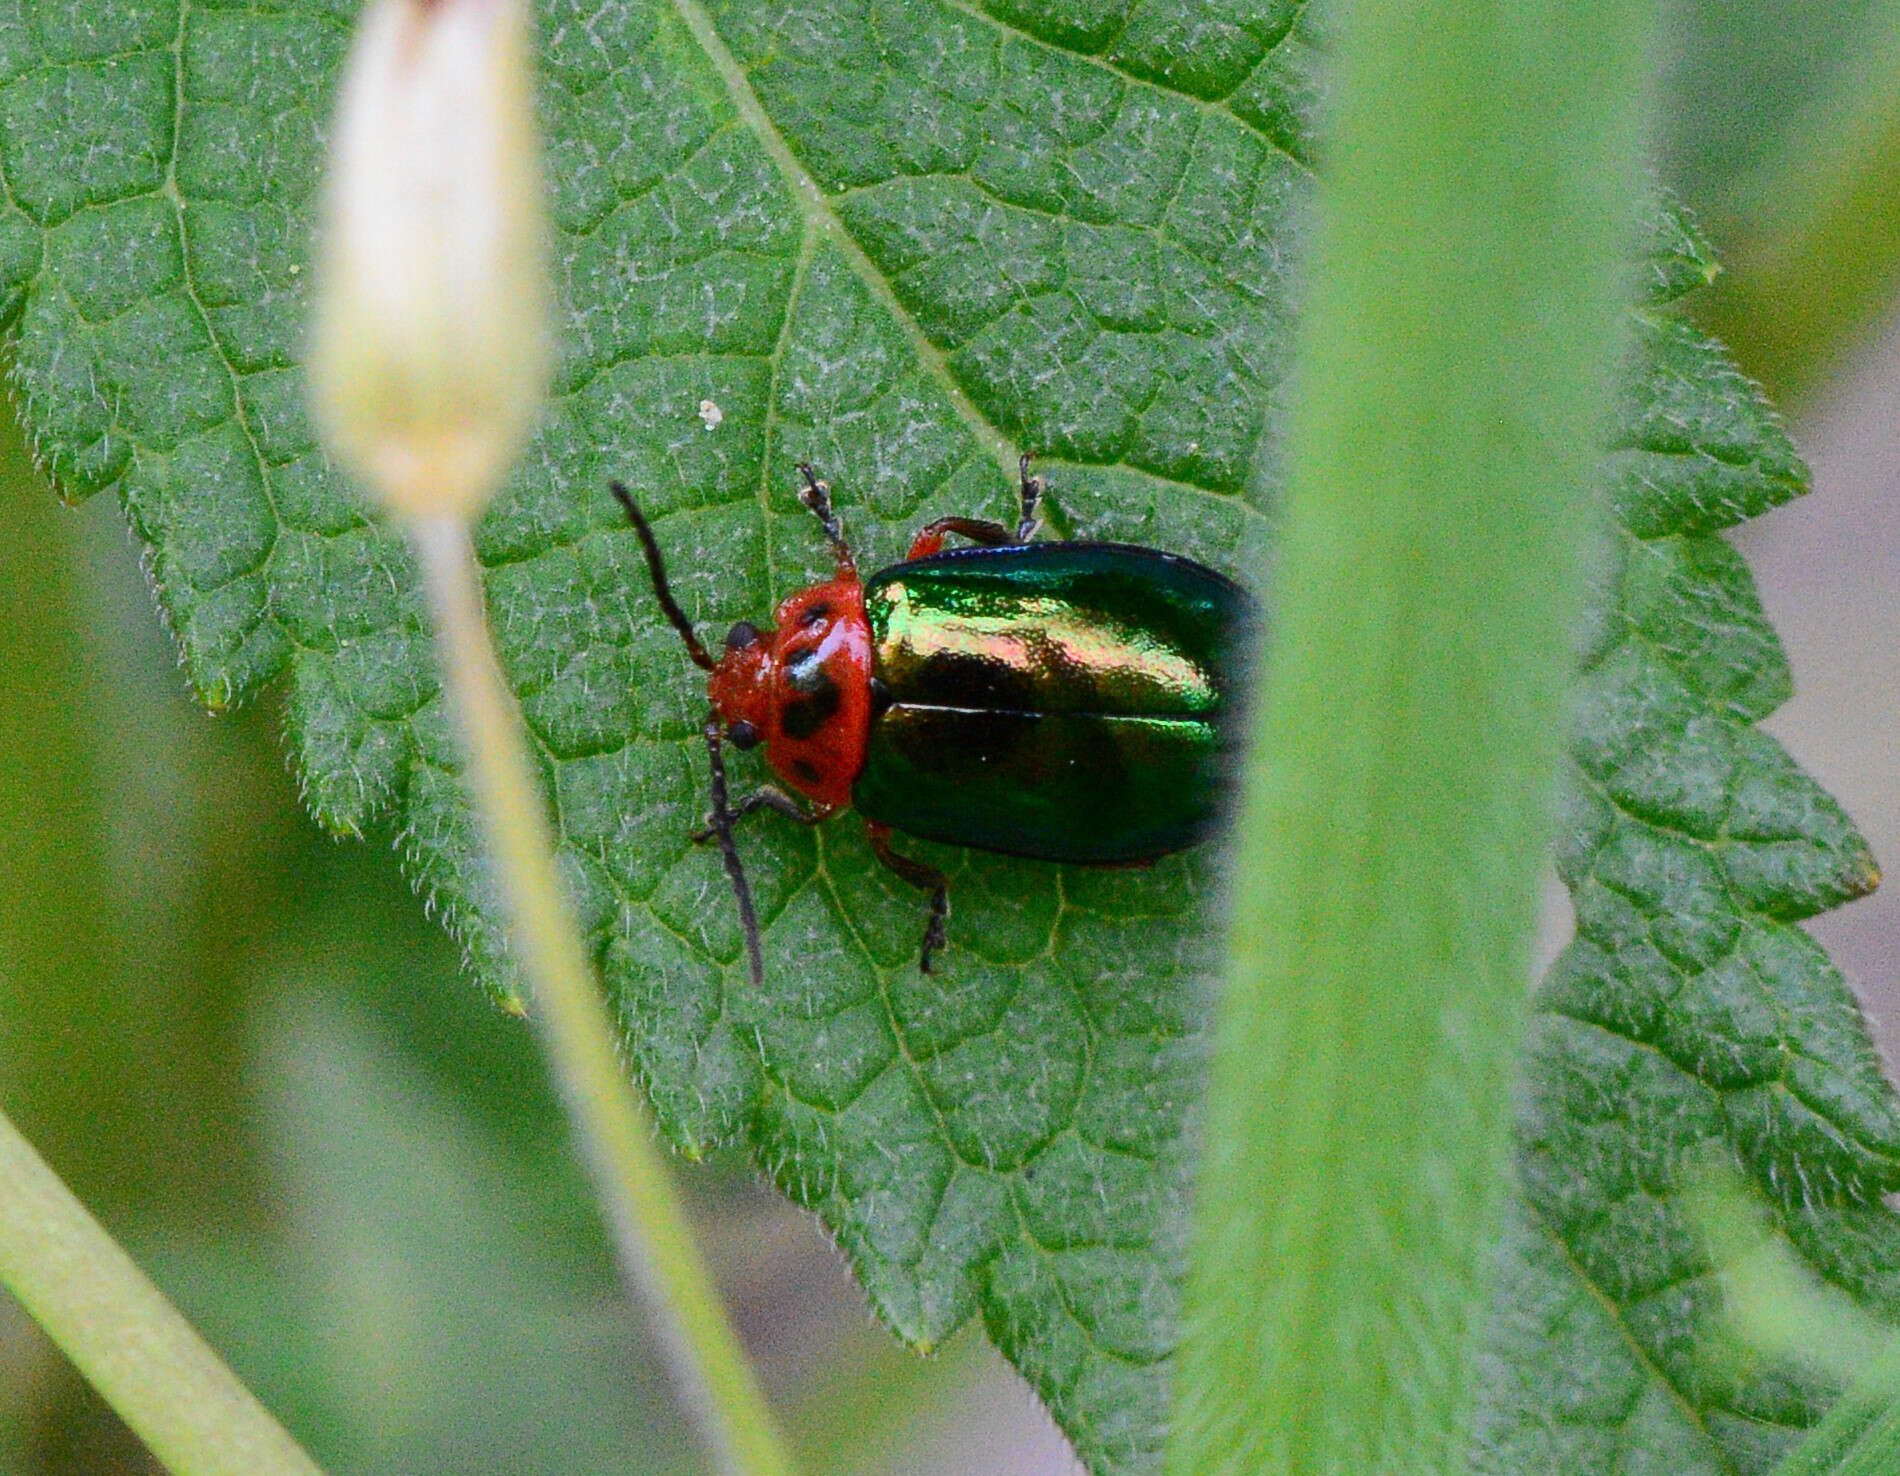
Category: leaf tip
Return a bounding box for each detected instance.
[197,674,236,714]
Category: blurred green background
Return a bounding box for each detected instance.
[5,2,1900,1472]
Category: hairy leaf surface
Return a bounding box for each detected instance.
[1471,241,1895,1474]
[0,2,1891,1471]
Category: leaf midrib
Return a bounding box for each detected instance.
[646,3,1264,1253]
[665,0,1022,485]
[665,0,1300,528]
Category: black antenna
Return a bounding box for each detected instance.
[614,482,763,985]
[611,481,715,672]
[701,715,765,988]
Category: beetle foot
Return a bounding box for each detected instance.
[690,800,741,844]
[795,463,836,530]
[916,893,950,974]
[1017,452,1044,542]
[795,462,855,571]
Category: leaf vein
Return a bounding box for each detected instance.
[161,0,284,638]
[665,0,1021,483]
[941,0,1312,171]
[1519,1194,1731,1468]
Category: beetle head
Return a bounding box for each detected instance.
[707,621,775,743]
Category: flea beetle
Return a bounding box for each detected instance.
[611,458,1258,985]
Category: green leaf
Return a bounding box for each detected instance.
[1470,226,1896,1475]
[0,3,1891,1473]
[1,2,1303,1467]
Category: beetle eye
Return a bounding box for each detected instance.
[727,719,760,750]
[724,620,761,651]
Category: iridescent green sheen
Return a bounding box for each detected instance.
[854,543,1257,863]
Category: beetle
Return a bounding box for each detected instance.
[611,457,1258,985]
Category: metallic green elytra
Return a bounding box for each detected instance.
[855,543,1258,863]
[615,456,1259,981]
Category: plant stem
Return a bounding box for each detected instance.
[1687,1159,1900,1476]
[408,514,795,1476]
[0,1105,322,1476]
[1772,1338,1900,1476]
[1167,0,1661,1471]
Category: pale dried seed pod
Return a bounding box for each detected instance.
[308,0,550,522]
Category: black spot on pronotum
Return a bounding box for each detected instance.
[725,620,761,651]
[793,759,821,784]
[799,601,833,628]
[781,675,842,740]
[785,647,828,693]
[780,648,843,740]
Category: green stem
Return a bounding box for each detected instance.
[0,1105,322,1476]
[1686,1158,1900,1476]
[1773,1339,1900,1476]
[409,515,796,1476]
[1167,0,1660,1471]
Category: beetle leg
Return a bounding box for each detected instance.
[903,454,1043,558]
[1017,452,1044,542]
[905,517,1017,560]
[866,821,951,973]
[794,462,858,576]
[691,785,827,844]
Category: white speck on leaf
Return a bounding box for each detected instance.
[698,398,723,431]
